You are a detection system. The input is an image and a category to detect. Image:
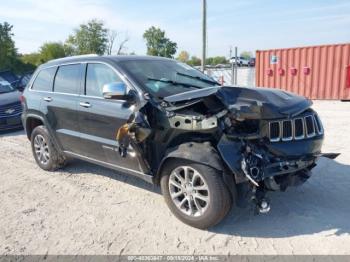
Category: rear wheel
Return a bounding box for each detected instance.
[160,159,232,229]
[31,125,66,171]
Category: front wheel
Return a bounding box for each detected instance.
[160,159,232,229]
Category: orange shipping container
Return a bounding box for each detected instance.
[255,43,350,100]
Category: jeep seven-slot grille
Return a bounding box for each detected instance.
[269,114,323,142]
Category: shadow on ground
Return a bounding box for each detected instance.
[64,159,161,194]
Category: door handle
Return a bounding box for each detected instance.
[43,97,52,102]
[79,102,91,108]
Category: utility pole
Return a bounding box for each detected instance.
[201,0,207,72]
[234,46,238,84]
[231,46,238,85]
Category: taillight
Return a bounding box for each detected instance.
[20,94,25,103]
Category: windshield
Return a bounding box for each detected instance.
[0,82,15,94]
[119,59,219,98]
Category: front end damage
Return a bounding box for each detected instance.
[116,85,338,213]
[218,135,323,213]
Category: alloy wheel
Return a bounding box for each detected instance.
[168,166,210,217]
[33,134,50,165]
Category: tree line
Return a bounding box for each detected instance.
[0,19,253,74]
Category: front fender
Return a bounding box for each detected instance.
[155,141,238,204]
[155,142,224,184]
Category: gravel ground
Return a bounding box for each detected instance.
[0,100,350,255]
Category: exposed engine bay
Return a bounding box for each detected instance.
[115,85,338,213]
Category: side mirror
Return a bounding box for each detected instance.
[102,82,127,99]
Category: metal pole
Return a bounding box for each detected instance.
[234,46,238,85]
[201,0,207,72]
[230,46,234,85]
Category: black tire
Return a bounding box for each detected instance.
[30,125,66,171]
[160,159,232,229]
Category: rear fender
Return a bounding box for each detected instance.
[24,113,64,153]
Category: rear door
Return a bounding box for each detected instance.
[43,63,84,154]
[29,67,57,114]
[76,62,141,172]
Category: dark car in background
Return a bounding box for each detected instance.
[0,80,23,131]
[248,58,255,67]
[0,70,33,92]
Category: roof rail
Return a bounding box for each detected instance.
[49,54,99,63]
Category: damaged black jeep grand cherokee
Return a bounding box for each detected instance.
[22,55,332,229]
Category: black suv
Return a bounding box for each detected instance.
[22,55,333,229]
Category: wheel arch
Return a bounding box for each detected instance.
[155,141,238,207]
[24,114,45,140]
[155,142,228,184]
[24,114,64,154]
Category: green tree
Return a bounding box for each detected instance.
[240,51,253,59]
[18,42,66,69]
[0,22,36,73]
[212,56,228,65]
[177,50,189,63]
[39,42,66,63]
[143,26,177,58]
[205,56,228,66]
[0,22,18,72]
[187,56,201,66]
[65,19,108,55]
[20,53,40,66]
[205,57,214,65]
[15,55,37,73]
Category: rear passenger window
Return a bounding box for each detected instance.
[85,63,122,97]
[54,64,81,94]
[31,67,57,91]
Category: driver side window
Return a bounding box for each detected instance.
[85,63,122,97]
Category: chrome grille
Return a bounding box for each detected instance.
[269,121,280,142]
[294,118,304,139]
[282,120,293,141]
[314,114,324,134]
[268,114,323,142]
[305,115,315,137]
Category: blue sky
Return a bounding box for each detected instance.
[1,0,350,57]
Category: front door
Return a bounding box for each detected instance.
[77,63,143,173]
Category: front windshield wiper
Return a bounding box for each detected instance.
[176,72,219,86]
[147,77,202,89]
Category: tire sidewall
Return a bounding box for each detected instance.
[31,125,56,171]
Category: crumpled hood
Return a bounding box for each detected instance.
[217,86,312,119]
[164,86,312,119]
[0,90,21,106]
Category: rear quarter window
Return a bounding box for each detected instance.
[54,64,81,94]
[31,67,57,92]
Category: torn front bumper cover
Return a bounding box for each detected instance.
[217,135,340,190]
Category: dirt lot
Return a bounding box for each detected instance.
[0,101,350,255]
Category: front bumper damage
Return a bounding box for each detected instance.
[217,135,339,213]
